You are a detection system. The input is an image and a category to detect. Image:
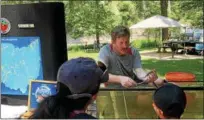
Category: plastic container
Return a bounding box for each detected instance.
[165,72,196,82]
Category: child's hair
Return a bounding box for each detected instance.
[153,83,186,118]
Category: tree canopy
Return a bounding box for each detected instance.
[2,0,203,42]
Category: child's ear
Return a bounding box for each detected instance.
[92,94,97,100]
[152,102,165,119]
[152,103,159,113]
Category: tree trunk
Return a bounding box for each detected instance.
[96,31,100,49]
[95,1,100,49]
[160,0,168,41]
[147,29,150,42]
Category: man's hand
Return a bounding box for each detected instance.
[108,74,136,88]
[145,70,158,83]
[119,76,137,88]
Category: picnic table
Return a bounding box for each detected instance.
[158,40,203,57]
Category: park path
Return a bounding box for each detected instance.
[140,50,203,60]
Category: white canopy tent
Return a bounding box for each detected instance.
[129,15,188,42]
[129,15,188,58]
[130,15,186,29]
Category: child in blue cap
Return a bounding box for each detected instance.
[29,57,108,119]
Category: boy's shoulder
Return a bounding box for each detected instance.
[72,113,97,119]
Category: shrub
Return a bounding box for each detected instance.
[131,39,160,50]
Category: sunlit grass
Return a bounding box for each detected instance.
[68,51,98,60]
[142,59,203,81]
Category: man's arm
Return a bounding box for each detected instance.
[134,68,165,87]
[132,49,165,87]
[98,61,107,72]
[98,61,136,88]
[148,78,165,87]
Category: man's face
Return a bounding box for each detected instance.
[112,36,129,55]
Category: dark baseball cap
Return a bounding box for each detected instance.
[57,57,109,99]
[153,83,186,118]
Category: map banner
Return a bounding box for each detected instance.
[1,37,43,95]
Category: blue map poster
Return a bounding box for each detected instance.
[29,80,57,110]
[1,37,43,95]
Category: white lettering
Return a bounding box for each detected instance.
[18,24,35,28]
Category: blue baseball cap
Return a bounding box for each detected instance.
[57,57,108,99]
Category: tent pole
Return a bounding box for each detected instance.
[159,28,162,59]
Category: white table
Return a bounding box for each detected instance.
[1,104,27,118]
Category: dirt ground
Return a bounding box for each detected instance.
[140,50,203,60]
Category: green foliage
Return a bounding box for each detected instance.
[117,1,136,26]
[68,43,107,52]
[169,1,203,28]
[1,1,37,5]
[133,1,160,19]
[2,1,203,40]
[131,39,159,50]
[68,45,85,52]
[64,1,114,39]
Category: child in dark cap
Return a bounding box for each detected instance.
[29,57,109,119]
[152,83,187,119]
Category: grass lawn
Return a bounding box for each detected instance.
[68,51,99,60]
[68,51,203,81]
[142,59,203,81]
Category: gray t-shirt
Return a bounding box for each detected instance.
[98,44,142,88]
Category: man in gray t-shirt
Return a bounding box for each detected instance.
[98,26,165,88]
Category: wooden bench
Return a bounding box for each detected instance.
[157,46,171,53]
[158,44,185,58]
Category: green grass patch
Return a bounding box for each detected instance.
[68,51,98,60]
[142,59,203,81]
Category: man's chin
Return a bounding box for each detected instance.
[119,52,127,56]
